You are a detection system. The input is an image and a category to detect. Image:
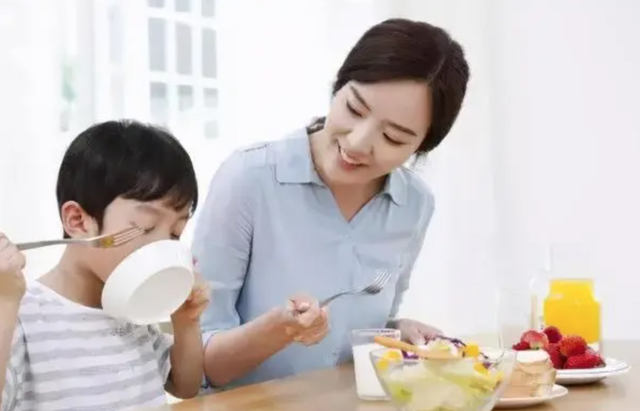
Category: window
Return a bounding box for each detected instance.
[60,0,219,141]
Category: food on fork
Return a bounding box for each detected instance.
[372,336,510,411]
[512,327,606,370]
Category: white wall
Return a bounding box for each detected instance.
[3,0,639,340]
[0,0,66,277]
[396,0,640,339]
[489,0,640,339]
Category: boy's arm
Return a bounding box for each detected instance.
[0,302,25,411]
[165,323,203,399]
[148,324,203,400]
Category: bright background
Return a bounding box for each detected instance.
[1,0,639,340]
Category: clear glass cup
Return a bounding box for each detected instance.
[496,287,536,349]
[350,328,401,400]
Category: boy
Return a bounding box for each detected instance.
[0,120,209,411]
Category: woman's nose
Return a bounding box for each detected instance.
[345,123,375,156]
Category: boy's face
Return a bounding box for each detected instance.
[61,197,191,282]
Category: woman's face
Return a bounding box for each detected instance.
[315,80,432,186]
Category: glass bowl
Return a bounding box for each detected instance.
[369,347,516,411]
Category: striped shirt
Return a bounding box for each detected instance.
[1,281,173,411]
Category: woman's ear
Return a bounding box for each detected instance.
[60,201,99,238]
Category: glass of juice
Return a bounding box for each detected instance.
[543,278,601,346]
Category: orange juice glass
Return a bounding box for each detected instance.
[543,278,600,343]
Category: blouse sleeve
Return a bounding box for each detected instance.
[191,150,257,347]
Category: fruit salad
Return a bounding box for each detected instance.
[512,327,606,370]
[371,336,515,411]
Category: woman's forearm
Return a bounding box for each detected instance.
[203,308,292,386]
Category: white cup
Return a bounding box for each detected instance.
[102,239,195,325]
[351,328,401,401]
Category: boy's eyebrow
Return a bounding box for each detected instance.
[137,203,191,220]
[135,204,161,215]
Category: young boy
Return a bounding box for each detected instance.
[0,120,209,411]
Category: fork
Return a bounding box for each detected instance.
[16,226,147,251]
[293,268,392,314]
[319,268,392,307]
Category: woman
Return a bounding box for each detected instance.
[192,18,470,388]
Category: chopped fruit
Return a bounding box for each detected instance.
[545,343,565,369]
[474,361,489,375]
[376,349,506,411]
[564,350,602,369]
[512,341,530,351]
[464,344,480,357]
[382,349,403,361]
[558,335,587,357]
[543,326,563,344]
[375,358,391,372]
[521,330,549,350]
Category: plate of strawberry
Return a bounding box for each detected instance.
[512,327,631,385]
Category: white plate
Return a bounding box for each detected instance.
[556,358,631,385]
[494,384,568,409]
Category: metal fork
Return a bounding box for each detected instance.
[319,268,392,308]
[292,268,392,315]
[16,226,147,251]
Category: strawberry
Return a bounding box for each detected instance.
[521,330,549,350]
[545,343,564,369]
[512,341,530,351]
[543,326,563,344]
[564,350,602,369]
[586,348,606,367]
[559,335,587,357]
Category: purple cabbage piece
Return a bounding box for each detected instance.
[402,351,419,359]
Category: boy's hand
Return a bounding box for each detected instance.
[0,232,27,303]
[171,271,210,330]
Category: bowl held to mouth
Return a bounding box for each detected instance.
[102,239,194,325]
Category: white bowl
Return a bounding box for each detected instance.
[102,239,195,325]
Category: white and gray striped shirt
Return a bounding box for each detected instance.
[1,281,173,411]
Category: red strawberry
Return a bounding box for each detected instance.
[586,348,606,368]
[564,350,602,369]
[543,326,563,344]
[512,341,530,351]
[559,335,587,357]
[545,343,564,369]
[521,330,549,350]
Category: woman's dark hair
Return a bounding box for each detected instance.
[332,18,470,155]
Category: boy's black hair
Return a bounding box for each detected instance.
[56,120,198,238]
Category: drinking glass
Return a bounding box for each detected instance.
[351,328,401,400]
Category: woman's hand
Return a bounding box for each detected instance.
[391,318,442,345]
[284,294,329,346]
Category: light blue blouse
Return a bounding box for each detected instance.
[192,127,435,388]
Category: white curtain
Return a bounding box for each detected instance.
[0,0,66,277]
[2,0,639,339]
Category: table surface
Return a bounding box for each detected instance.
[153,341,637,411]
